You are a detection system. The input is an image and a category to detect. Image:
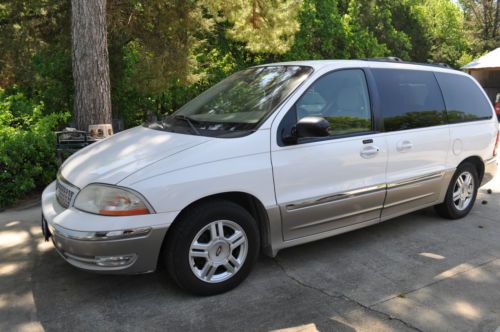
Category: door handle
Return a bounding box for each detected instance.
[360,146,380,159]
[397,140,413,152]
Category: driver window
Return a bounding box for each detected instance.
[295,69,372,136]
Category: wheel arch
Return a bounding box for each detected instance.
[459,155,485,183]
[160,191,272,266]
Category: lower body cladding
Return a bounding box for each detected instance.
[278,170,454,242]
[47,223,168,274]
[265,158,497,256]
[265,168,455,256]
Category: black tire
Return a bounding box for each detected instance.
[435,162,479,219]
[164,199,260,295]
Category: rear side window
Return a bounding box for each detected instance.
[435,72,493,123]
[372,69,446,132]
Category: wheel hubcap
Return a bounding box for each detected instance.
[189,220,248,283]
[208,240,230,264]
[452,171,474,211]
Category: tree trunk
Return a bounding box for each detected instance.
[493,0,499,38]
[71,0,112,131]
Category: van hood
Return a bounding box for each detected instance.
[60,126,210,188]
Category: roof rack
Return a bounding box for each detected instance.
[361,57,404,62]
[429,62,452,69]
[360,57,453,69]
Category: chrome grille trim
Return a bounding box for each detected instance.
[56,172,79,208]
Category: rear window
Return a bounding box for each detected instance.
[372,69,446,132]
[434,72,493,123]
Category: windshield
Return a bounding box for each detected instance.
[152,65,313,137]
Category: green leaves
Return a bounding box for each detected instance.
[0,90,69,208]
[204,0,303,54]
[108,0,477,128]
[459,0,499,54]
[0,0,487,208]
[417,0,468,67]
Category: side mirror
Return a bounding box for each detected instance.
[296,116,330,138]
[282,116,330,145]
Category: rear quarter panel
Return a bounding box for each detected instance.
[446,120,498,168]
[443,72,499,169]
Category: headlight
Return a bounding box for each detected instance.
[74,184,153,216]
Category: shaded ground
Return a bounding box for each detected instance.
[1,176,500,332]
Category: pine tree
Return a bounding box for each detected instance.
[71,0,112,131]
[205,0,303,54]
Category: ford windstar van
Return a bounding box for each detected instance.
[42,59,498,295]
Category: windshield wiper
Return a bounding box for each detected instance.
[214,129,257,138]
[171,115,200,135]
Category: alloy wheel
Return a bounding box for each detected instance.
[452,171,475,211]
[189,220,248,283]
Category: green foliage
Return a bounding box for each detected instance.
[0,0,70,88]
[284,0,349,60]
[460,0,499,54]
[0,0,479,131]
[0,89,69,208]
[107,0,209,95]
[417,0,468,67]
[30,47,73,115]
[0,0,492,205]
[205,0,303,54]
[380,0,430,62]
[341,0,389,58]
[283,0,432,61]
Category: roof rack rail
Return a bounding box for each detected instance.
[360,57,454,69]
[361,57,404,62]
[429,62,451,68]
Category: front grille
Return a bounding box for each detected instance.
[56,178,76,208]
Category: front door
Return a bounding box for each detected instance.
[271,69,388,241]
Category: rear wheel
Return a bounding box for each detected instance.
[435,162,479,219]
[164,199,259,295]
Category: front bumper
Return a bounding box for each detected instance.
[41,181,178,274]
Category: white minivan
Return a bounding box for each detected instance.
[41,59,498,295]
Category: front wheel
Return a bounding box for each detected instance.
[435,162,479,219]
[164,199,260,295]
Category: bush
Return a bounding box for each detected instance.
[0,89,69,209]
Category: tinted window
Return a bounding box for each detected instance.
[295,69,372,136]
[372,69,446,131]
[435,72,493,123]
